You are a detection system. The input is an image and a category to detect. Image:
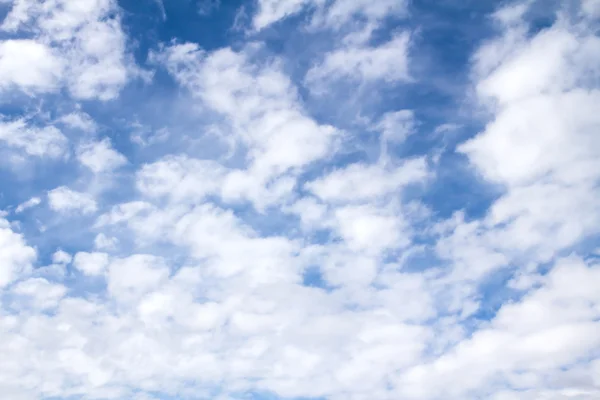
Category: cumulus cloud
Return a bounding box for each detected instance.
[157,43,341,208]
[48,186,98,214]
[0,218,36,287]
[0,39,64,93]
[1,1,599,400]
[77,138,127,174]
[1,0,136,100]
[73,251,109,276]
[0,118,68,158]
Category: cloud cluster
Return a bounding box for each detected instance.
[0,1,599,400]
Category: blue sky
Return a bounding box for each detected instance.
[0,0,600,399]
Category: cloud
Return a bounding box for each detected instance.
[0,39,64,93]
[0,118,68,158]
[107,254,170,303]
[48,186,98,214]
[306,32,411,86]
[14,196,41,213]
[73,251,109,276]
[1,0,136,100]
[252,0,318,30]
[395,256,600,399]
[11,277,67,310]
[59,111,98,133]
[136,155,225,203]
[52,249,72,264]
[454,5,600,265]
[0,218,36,287]
[77,138,127,174]
[252,0,407,31]
[1,1,599,400]
[157,43,341,208]
[306,157,428,203]
[94,233,118,250]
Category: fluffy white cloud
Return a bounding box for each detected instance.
[0,39,64,93]
[48,186,98,214]
[306,157,428,203]
[136,155,224,203]
[73,252,109,276]
[1,1,599,400]
[52,249,72,265]
[0,118,68,158]
[395,256,600,400]
[107,254,170,302]
[454,6,600,266]
[157,43,341,208]
[11,277,67,310]
[77,138,127,173]
[94,233,118,250]
[1,0,135,100]
[0,218,36,287]
[59,111,97,133]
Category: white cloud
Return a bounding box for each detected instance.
[59,111,97,133]
[252,0,407,31]
[252,0,319,30]
[310,0,408,30]
[48,186,98,214]
[136,155,224,203]
[306,32,411,86]
[1,0,135,100]
[0,39,64,93]
[395,256,600,400]
[14,196,41,213]
[107,254,170,302]
[158,43,341,208]
[73,252,109,276]
[11,277,67,310]
[332,203,409,254]
[94,233,118,250]
[96,201,154,226]
[454,6,600,266]
[52,249,72,265]
[0,118,68,158]
[77,138,127,174]
[306,158,428,203]
[0,218,36,287]
[1,2,599,400]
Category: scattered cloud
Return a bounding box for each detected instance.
[0,118,68,158]
[48,186,98,214]
[15,196,41,213]
[77,138,127,174]
[306,32,411,87]
[0,1,598,399]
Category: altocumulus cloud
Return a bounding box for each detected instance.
[0,0,599,399]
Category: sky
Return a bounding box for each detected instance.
[0,0,600,399]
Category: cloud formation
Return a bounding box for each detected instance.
[0,1,599,400]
